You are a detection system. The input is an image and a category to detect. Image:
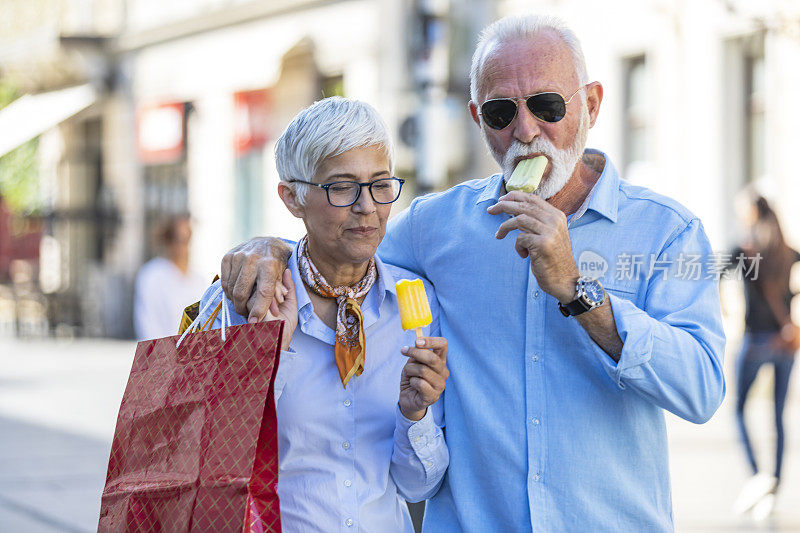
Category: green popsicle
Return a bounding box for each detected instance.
[506,155,548,193]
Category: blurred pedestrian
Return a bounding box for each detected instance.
[730,190,800,520]
[134,214,206,340]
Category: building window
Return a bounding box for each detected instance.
[721,32,766,247]
[234,151,264,242]
[744,49,765,183]
[622,55,648,177]
[233,89,271,242]
[138,102,191,260]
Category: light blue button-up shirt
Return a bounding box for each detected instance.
[198,245,448,532]
[378,149,726,532]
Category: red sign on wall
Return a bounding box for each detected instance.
[137,102,185,165]
[234,90,271,156]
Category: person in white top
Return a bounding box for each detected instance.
[199,97,450,532]
[134,215,207,340]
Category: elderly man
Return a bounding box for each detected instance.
[221,15,725,532]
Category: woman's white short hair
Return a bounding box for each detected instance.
[275,96,394,205]
[470,14,589,103]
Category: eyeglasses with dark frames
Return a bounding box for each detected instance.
[288,177,405,207]
[478,84,588,131]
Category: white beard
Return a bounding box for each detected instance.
[485,102,590,200]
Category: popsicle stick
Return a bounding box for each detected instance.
[414,327,423,339]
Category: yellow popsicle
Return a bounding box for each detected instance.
[506,155,547,193]
[395,279,433,337]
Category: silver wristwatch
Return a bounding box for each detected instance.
[558,276,606,317]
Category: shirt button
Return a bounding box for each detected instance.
[533,473,541,482]
[532,418,540,425]
[531,354,539,362]
[426,460,434,468]
[342,441,351,450]
[344,479,352,487]
[343,398,351,407]
[533,290,540,298]
[346,518,354,527]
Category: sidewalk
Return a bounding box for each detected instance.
[0,336,798,532]
[0,338,134,532]
[0,417,111,532]
[668,389,800,531]
[667,311,800,532]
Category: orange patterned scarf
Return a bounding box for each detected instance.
[297,236,377,388]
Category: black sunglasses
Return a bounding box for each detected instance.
[287,177,405,207]
[479,84,587,130]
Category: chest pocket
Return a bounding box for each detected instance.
[603,282,639,307]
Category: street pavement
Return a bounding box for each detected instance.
[0,334,798,532]
[0,338,133,532]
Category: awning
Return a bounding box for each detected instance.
[0,83,97,158]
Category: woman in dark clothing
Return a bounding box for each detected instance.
[731,193,799,518]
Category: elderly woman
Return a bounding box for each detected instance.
[198,97,448,532]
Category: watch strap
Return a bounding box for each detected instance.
[558,299,592,317]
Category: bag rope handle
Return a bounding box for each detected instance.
[200,302,223,332]
[176,285,231,347]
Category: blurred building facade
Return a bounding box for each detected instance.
[0,0,473,337]
[0,0,798,337]
[512,0,800,254]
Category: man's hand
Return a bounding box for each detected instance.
[487,191,580,303]
[399,337,448,421]
[489,192,624,360]
[221,237,292,323]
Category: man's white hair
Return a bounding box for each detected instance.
[469,14,589,103]
[275,96,394,205]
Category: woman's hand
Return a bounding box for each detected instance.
[399,336,449,421]
[772,323,800,354]
[265,268,298,351]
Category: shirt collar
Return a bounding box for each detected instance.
[289,240,396,326]
[473,148,619,224]
[371,253,397,306]
[288,244,313,323]
[574,148,619,224]
[475,173,505,205]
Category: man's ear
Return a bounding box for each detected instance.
[585,81,603,129]
[278,182,305,219]
[469,101,481,127]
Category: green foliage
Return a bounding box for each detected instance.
[0,139,40,213]
[0,79,41,214]
[321,74,345,98]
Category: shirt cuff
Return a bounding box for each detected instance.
[395,405,442,480]
[593,293,654,388]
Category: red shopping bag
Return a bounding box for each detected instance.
[99,319,283,532]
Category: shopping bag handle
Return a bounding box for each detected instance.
[176,285,232,347]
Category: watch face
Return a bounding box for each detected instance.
[581,279,605,305]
